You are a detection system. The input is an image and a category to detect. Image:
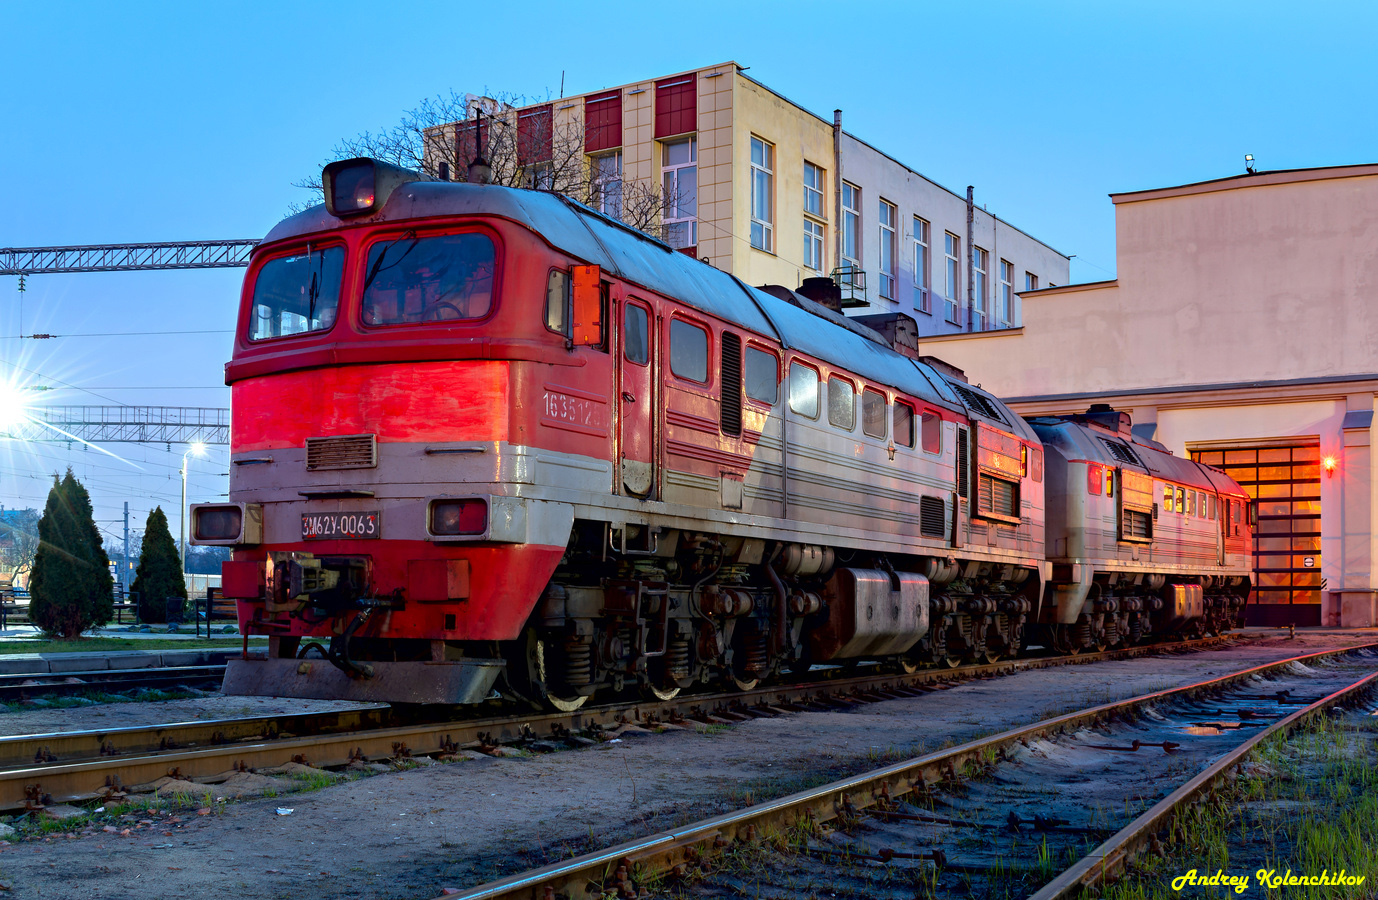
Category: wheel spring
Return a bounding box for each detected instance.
[1129,614,1144,644]
[563,638,593,687]
[1103,617,1119,646]
[667,638,691,680]
[743,632,769,675]
[1074,618,1093,648]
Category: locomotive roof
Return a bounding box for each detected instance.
[1026,417,1243,493]
[264,182,1003,424]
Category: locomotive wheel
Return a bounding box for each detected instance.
[981,650,1002,664]
[898,656,922,675]
[641,682,681,701]
[942,653,964,668]
[527,635,589,712]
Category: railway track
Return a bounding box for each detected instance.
[429,641,1378,900]
[0,665,227,702]
[5,634,1238,812]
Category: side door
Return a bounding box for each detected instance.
[619,297,655,497]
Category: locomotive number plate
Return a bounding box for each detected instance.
[301,511,380,540]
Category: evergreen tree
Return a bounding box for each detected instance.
[131,506,185,623]
[29,470,114,638]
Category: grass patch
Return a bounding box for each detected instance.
[1104,713,1378,899]
[0,637,264,654]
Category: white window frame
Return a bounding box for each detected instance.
[878,199,896,300]
[749,136,774,253]
[661,137,698,249]
[944,232,960,323]
[972,246,988,331]
[998,258,1013,326]
[912,217,930,313]
[591,150,623,219]
[803,162,824,218]
[804,219,824,271]
[842,182,861,270]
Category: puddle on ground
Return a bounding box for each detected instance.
[1183,724,1225,735]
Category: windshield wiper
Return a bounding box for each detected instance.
[363,230,419,291]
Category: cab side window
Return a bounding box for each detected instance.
[828,377,855,430]
[921,412,941,454]
[545,269,570,335]
[624,304,649,365]
[894,402,916,448]
[862,389,887,438]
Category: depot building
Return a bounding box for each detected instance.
[915,163,1378,628]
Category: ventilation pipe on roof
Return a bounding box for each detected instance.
[966,186,975,332]
[833,110,843,277]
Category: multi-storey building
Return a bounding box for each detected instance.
[425,62,1068,333]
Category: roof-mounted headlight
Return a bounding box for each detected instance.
[322,158,421,218]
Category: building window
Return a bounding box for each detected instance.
[591,151,623,219]
[972,247,988,331]
[437,161,450,181]
[662,137,698,250]
[803,162,824,217]
[804,220,824,271]
[944,232,960,324]
[912,217,930,313]
[750,137,774,252]
[841,182,861,282]
[878,199,896,300]
[1025,271,1038,292]
[998,259,1013,326]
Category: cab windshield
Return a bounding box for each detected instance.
[361,232,496,325]
[248,247,345,341]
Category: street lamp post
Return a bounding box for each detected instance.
[179,441,207,567]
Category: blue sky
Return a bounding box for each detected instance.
[1,0,1374,547]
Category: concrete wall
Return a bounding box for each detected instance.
[915,166,1378,627]
[838,133,1070,333]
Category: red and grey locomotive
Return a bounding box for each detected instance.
[191,158,1251,706]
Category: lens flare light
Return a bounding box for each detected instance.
[0,382,33,431]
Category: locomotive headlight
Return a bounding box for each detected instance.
[429,499,488,537]
[322,158,422,218]
[190,502,262,545]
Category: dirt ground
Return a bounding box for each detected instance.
[4,629,1376,900]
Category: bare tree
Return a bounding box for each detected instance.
[295,91,681,240]
[0,509,39,584]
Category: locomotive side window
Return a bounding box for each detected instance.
[1164,484,1174,512]
[788,362,819,418]
[1210,495,1217,519]
[828,377,855,430]
[745,346,779,404]
[669,319,709,383]
[248,246,345,341]
[546,270,570,334]
[895,402,916,448]
[361,232,495,325]
[862,389,887,438]
[920,411,940,454]
[624,303,649,364]
[1176,487,1186,515]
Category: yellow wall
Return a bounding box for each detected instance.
[728,74,836,287]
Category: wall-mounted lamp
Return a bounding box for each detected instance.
[1245,154,1256,174]
[1323,455,1337,477]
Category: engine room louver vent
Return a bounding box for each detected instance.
[956,427,969,499]
[919,495,946,537]
[305,434,378,470]
[720,332,742,437]
[949,383,1006,423]
[1101,438,1142,466]
[979,473,1019,518]
[1123,508,1153,541]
